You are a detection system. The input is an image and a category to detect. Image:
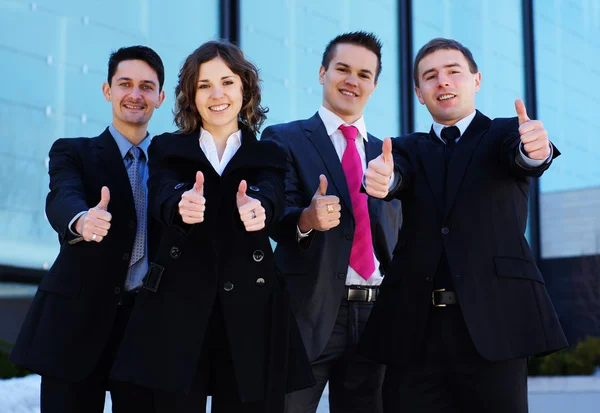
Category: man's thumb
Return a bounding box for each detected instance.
[382,137,393,163]
[515,98,530,126]
[316,174,328,196]
[193,171,204,195]
[97,186,110,210]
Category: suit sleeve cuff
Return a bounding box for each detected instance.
[517,142,553,169]
[68,211,87,236]
[296,225,313,241]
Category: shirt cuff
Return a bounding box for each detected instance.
[296,225,313,241]
[517,142,553,168]
[68,211,87,236]
[388,171,400,190]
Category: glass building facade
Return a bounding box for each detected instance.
[1,0,598,342]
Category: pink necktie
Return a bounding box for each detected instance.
[339,125,375,280]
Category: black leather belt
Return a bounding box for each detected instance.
[119,288,139,307]
[344,286,379,302]
[431,289,458,307]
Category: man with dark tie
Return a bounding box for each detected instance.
[262,31,402,413]
[10,45,165,413]
[360,38,567,413]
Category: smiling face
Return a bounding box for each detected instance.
[102,59,164,133]
[414,48,481,126]
[319,43,378,124]
[194,57,243,137]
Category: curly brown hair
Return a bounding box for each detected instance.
[174,40,268,134]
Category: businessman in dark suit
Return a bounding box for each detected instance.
[10,45,165,413]
[262,32,402,413]
[360,38,568,413]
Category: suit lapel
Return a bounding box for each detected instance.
[365,135,382,229]
[161,131,221,181]
[94,128,135,216]
[221,128,258,177]
[444,111,491,219]
[418,129,446,212]
[304,114,353,213]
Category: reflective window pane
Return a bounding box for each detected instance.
[0,0,219,270]
[241,0,401,139]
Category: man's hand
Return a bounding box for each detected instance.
[516,99,551,161]
[75,186,112,242]
[298,175,341,232]
[179,171,206,224]
[365,137,394,198]
[237,180,266,232]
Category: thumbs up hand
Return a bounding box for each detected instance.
[297,174,341,232]
[179,171,206,224]
[515,99,551,161]
[75,186,113,242]
[365,137,394,198]
[237,180,266,232]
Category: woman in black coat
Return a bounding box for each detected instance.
[111,40,313,413]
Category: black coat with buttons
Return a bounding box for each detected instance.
[110,128,314,404]
[10,128,161,381]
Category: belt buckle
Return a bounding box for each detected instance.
[432,288,446,307]
[346,287,375,302]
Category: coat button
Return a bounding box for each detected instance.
[425,276,432,282]
[337,273,346,280]
[170,246,181,259]
[345,233,352,240]
[122,253,130,261]
[256,278,265,287]
[174,182,184,190]
[129,220,135,229]
[249,185,260,192]
[224,281,234,291]
[114,287,121,295]
[253,250,264,262]
[441,227,449,235]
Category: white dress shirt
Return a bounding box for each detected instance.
[309,106,383,286]
[199,128,242,175]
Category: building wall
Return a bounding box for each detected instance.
[0,0,219,271]
[1,0,599,341]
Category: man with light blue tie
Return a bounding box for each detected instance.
[11,45,165,413]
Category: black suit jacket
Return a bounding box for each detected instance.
[10,128,160,381]
[110,128,314,405]
[262,113,402,361]
[359,111,568,364]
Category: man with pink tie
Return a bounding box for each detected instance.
[262,31,402,413]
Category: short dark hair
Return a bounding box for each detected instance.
[107,45,165,91]
[321,31,383,81]
[413,38,478,87]
[174,40,268,134]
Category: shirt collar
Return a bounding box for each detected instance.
[109,124,151,159]
[199,128,242,146]
[432,110,477,139]
[318,106,368,141]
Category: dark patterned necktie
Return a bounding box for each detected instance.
[125,146,146,289]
